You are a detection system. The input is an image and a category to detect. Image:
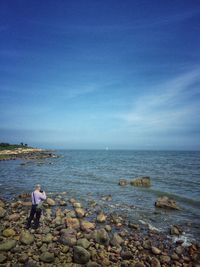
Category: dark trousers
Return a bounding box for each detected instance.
[27,204,42,228]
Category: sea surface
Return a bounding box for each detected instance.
[0,150,200,242]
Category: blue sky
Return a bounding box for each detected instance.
[0,0,200,150]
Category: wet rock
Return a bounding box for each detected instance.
[77,238,91,249]
[20,230,34,245]
[8,213,20,221]
[130,176,151,187]
[0,253,7,263]
[0,239,17,251]
[175,245,184,255]
[170,225,183,235]
[143,239,151,249]
[46,198,55,206]
[18,193,31,199]
[0,207,6,218]
[105,225,112,231]
[110,233,124,247]
[73,246,90,264]
[60,228,77,246]
[59,200,67,206]
[80,220,95,232]
[151,246,161,255]
[40,252,55,263]
[93,229,109,246]
[42,233,53,243]
[155,196,180,210]
[96,212,106,223]
[101,195,112,201]
[75,208,85,218]
[128,222,140,230]
[73,202,82,208]
[118,179,128,186]
[65,217,80,229]
[2,228,16,237]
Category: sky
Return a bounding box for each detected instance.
[0,0,200,150]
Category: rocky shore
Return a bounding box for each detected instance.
[0,193,199,267]
[0,148,58,161]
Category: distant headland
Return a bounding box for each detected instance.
[0,142,57,161]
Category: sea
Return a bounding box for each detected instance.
[0,150,200,243]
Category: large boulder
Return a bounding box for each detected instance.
[130,176,151,187]
[20,230,34,245]
[0,240,17,251]
[73,246,90,264]
[155,196,180,210]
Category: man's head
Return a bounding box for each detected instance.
[35,184,41,190]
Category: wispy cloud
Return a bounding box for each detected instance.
[116,68,200,134]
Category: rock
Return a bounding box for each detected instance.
[42,233,53,243]
[151,257,161,267]
[0,253,7,263]
[65,217,80,229]
[19,253,29,263]
[77,238,91,249]
[40,252,55,263]
[110,233,124,246]
[93,229,109,246]
[105,225,112,231]
[151,246,161,255]
[101,195,112,201]
[2,228,16,237]
[21,201,32,207]
[118,179,128,186]
[143,240,151,249]
[8,213,20,221]
[155,196,180,210]
[60,228,77,246]
[0,240,17,251]
[130,176,151,187]
[73,202,82,208]
[75,208,85,218]
[73,246,90,264]
[96,212,106,223]
[46,198,56,206]
[86,261,101,267]
[0,207,6,218]
[121,250,133,260]
[170,225,183,235]
[18,193,31,199]
[80,220,95,232]
[0,200,5,208]
[175,246,184,255]
[160,255,171,264]
[59,200,67,206]
[20,230,34,245]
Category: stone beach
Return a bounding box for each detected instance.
[0,192,199,267]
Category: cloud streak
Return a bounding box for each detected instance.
[116,68,200,134]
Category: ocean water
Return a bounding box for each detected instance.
[0,150,200,242]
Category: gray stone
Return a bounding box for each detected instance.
[40,252,55,263]
[73,246,90,264]
[155,196,180,210]
[77,238,91,249]
[0,239,17,251]
[110,233,124,246]
[118,179,128,186]
[93,229,109,246]
[20,231,34,245]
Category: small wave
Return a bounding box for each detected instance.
[139,220,161,232]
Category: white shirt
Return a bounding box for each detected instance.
[32,190,46,205]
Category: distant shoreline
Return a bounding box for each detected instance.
[0,147,58,161]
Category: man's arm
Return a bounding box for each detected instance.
[39,191,46,200]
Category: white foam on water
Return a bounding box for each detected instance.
[139,220,161,232]
[171,234,193,247]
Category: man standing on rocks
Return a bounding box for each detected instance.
[26,184,46,229]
